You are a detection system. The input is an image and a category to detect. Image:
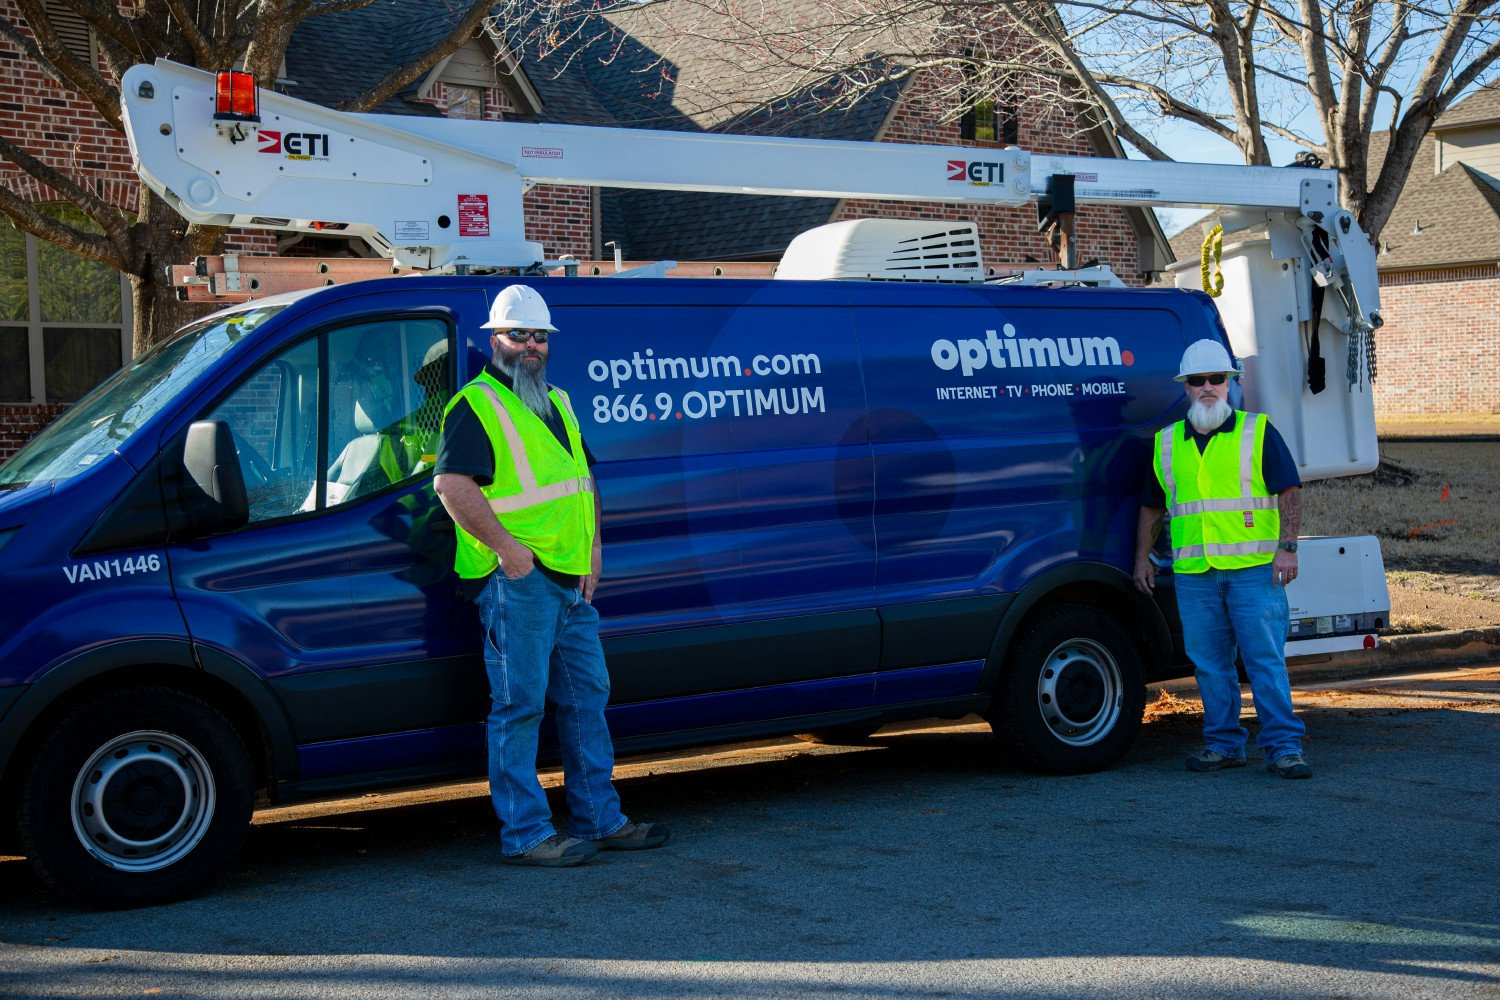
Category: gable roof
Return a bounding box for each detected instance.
[507,0,927,135]
[507,1,1169,263]
[1167,214,1217,268]
[1166,92,1500,273]
[499,0,910,258]
[1373,131,1500,269]
[284,3,476,115]
[1434,86,1500,132]
[280,0,1164,266]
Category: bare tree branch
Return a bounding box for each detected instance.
[339,1,496,111]
[308,0,383,15]
[160,0,217,68]
[49,0,139,56]
[0,130,126,231]
[569,0,1498,239]
[1006,3,1174,159]
[11,0,122,131]
[0,15,74,90]
[3,0,502,347]
[0,185,124,270]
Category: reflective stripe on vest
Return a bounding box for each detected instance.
[1171,540,1280,560]
[1154,411,1279,572]
[474,383,595,514]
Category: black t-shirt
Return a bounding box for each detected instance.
[1140,411,1302,509]
[435,364,596,599]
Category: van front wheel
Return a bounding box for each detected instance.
[17,687,254,907]
[987,605,1145,774]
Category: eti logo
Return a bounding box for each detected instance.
[947,160,1004,185]
[258,130,330,158]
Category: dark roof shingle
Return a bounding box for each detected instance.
[280,0,1147,264]
[284,2,450,115]
[1164,124,1500,272]
[1435,87,1500,131]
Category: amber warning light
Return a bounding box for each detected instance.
[214,71,260,123]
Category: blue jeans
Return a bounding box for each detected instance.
[475,569,627,855]
[1176,565,1306,762]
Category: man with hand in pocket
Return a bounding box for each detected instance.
[436,284,670,866]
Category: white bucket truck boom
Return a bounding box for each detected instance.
[120,60,1389,656]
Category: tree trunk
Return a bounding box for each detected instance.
[127,189,225,355]
[128,273,215,358]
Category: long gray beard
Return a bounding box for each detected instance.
[1188,397,1233,434]
[499,354,553,418]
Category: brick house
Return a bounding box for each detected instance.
[1362,88,1500,417]
[0,0,1168,462]
[1168,87,1500,419]
[0,0,135,458]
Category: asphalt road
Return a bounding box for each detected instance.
[2,666,1498,999]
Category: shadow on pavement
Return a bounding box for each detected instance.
[2,689,1498,999]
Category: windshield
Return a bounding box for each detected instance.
[0,305,286,488]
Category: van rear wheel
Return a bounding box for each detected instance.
[987,604,1145,774]
[17,687,254,907]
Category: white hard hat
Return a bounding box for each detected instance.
[1175,339,1241,381]
[481,285,558,333]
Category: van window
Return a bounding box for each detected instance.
[324,319,450,506]
[205,318,450,521]
[208,338,319,521]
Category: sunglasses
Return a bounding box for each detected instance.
[498,330,549,344]
[1185,373,1229,387]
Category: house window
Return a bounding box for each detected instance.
[960,67,1019,145]
[961,99,997,142]
[446,85,483,120]
[0,204,132,404]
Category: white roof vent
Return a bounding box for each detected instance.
[776,219,985,282]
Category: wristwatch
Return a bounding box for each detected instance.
[1278,541,1298,553]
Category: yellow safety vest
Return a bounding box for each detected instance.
[443,371,596,580]
[1152,411,1279,573]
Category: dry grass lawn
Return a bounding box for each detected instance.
[1302,435,1500,630]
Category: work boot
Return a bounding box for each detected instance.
[1185,748,1248,772]
[501,834,599,867]
[1267,753,1313,779]
[596,821,671,851]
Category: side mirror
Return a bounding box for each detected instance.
[179,420,249,532]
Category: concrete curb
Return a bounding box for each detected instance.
[1292,626,1500,685]
[1152,626,1500,695]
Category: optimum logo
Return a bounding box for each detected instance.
[258,130,330,158]
[932,324,1134,377]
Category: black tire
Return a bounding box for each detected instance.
[792,724,882,745]
[17,687,255,908]
[987,604,1146,775]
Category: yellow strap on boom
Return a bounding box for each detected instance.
[1200,224,1224,298]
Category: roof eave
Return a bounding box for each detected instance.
[414,28,545,115]
[492,34,544,115]
[1379,256,1500,272]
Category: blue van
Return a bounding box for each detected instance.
[0,275,1213,905]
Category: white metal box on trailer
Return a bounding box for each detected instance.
[1282,536,1390,657]
[1171,235,1379,481]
